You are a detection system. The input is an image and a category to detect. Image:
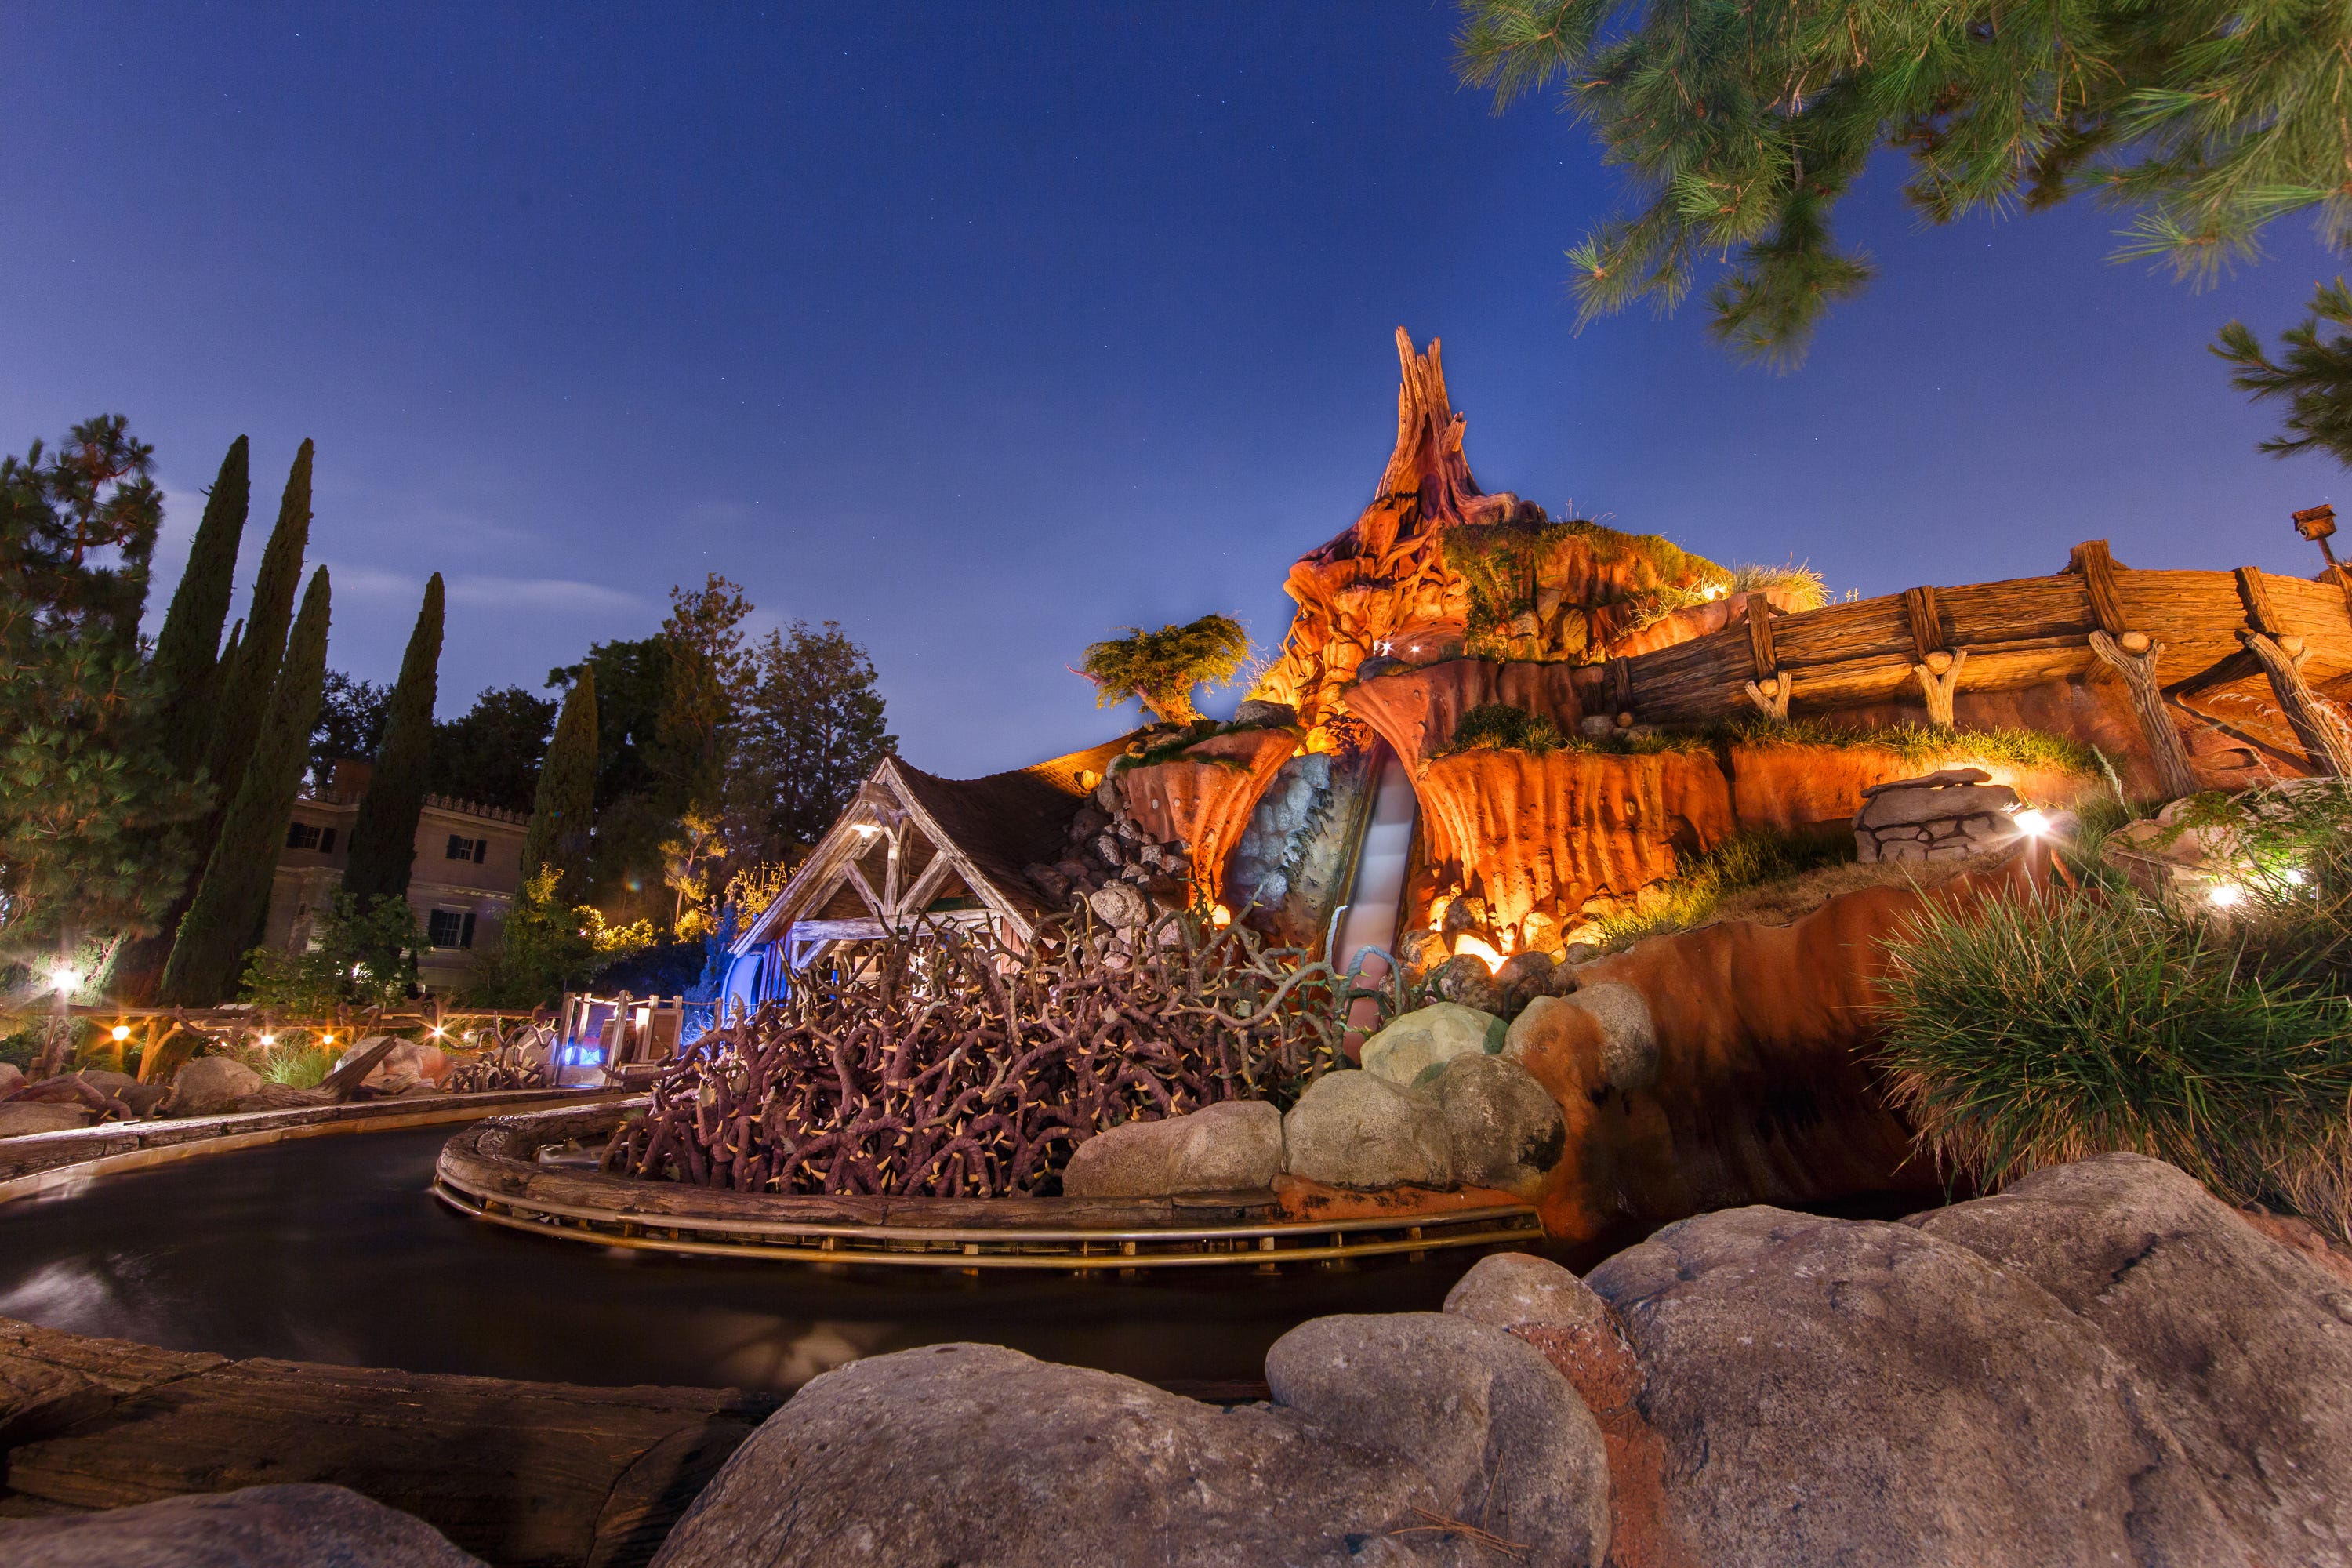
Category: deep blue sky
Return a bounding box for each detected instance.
[5,5,2343,775]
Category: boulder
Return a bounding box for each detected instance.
[653,1338,1607,1568]
[0,1103,92,1138]
[1584,1205,2251,1568]
[1494,951,1558,1015]
[360,1038,445,1093]
[1060,1100,1284,1198]
[60,1069,137,1095]
[1913,1154,2352,1565]
[1281,1070,1451,1190]
[116,1081,170,1118]
[166,1055,264,1116]
[1087,881,1150,930]
[1359,1002,1504,1087]
[1504,984,1657,1094]
[1230,699,1298,729]
[1430,953,1505,1016]
[1421,1054,1566,1196]
[1443,1252,1611,1335]
[1392,928,1450,989]
[0,1483,486,1567]
[1266,1313,1610,1567]
[1853,774,2024,865]
[0,1062,21,1098]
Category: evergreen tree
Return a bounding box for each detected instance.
[2214,281,2352,470]
[1456,0,2352,365]
[310,670,389,790]
[151,435,249,777]
[0,419,197,959]
[521,663,598,902]
[343,573,443,907]
[654,573,753,817]
[160,567,332,1006]
[205,440,311,813]
[728,619,896,860]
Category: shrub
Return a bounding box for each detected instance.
[1080,615,1250,724]
[1878,878,2352,1240]
[1726,559,1831,610]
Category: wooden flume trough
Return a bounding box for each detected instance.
[433,1104,1541,1270]
[1580,540,2352,779]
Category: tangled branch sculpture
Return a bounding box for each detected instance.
[601,909,1395,1197]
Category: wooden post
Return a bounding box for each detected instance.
[2089,631,2199,799]
[2067,540,2129,634]
[1742,671,1791,721]
[1745,601,1777,677]
[2234,564,2352,776]
[1913,648,1966,728]
[1900,586,1944,662]
[1607,656,1632,720]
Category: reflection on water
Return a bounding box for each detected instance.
[0,1127,1534,1398]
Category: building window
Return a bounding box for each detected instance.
[287,821,322,851]
[321,827,336,854]
[427,909,477,949]
[446,834,488,862]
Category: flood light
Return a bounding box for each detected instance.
[111,1025,131,1042]
[1453,935,1505,973]
[321,1033,336,1045]
[46,965,81,993]
[2208,883,2245,909]
[2013,809,2052,837]
[259,1033,277,1047]
[1210,904,1232,927]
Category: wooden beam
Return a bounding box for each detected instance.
[2241,629,2352,777]
[2234,564,2285,637]
[1608,656,1632,717]
[2166,647,2265,699]
[1900,586,1944,661]
[2089,631,2198,799]
[2067,540,2129,636]
[1745,601,1777,678]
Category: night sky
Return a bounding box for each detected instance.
[5,5,2343,776]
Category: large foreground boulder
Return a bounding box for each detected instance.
[1584,1204,2252,1567]
[0,1483,485,1566]
[1914,1154,2352,1565]
[0,1102,92,1138]
[1060,1100,1284,1198]
[167,1055,263,1116]
[1421,1054,1566,1197]
[655,1325,1609,1568]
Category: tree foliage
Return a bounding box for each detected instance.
[459,865,652,1007]
[1080,614,1250,724]
[655,572,754,818]
[522,664,599,902]
[2214,278,2352,467]
[310,670,389,792]
[238,890,420,1016]
[151,435,248,778]
[726,619,895,864]
[1455,0,2352,365]
[161,567,332,1006]
[343,573,443,907]
[429,685,555,814]
[0,418,200,960]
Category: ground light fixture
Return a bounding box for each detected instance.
[2209,883,2246,909]
[45,964,81,993]
[111,1025,131,1042]
[2012,808,2053,836]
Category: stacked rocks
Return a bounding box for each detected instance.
[1225,751,1333,916]
[1853,768,2024,863]
[1023,777,1191,913]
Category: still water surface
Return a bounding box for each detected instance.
[0,1126,1542,1399]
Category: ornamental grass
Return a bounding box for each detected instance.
[1878,782,2352,1240]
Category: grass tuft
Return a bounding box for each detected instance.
[1588,828,1855,948]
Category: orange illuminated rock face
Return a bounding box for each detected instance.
[1112,728,1297,905]
[1250,329,1743,730]
[1414,748,1735,938]
[1342,659,1588,772]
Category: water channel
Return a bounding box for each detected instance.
[0,1124,1566,1400]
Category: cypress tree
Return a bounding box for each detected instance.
[343,572,444,907]
[161,566,332,1007]
[151,435,249,779]
[521,665,598,902]
[205,439,312,811]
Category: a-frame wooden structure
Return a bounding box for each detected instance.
[724,736,1135,1009]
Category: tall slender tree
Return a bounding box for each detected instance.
[160,567,332,1006]
[150,435,249,777]
[205,440,311,811]
[343,573,444,907]
[521,665,598,902]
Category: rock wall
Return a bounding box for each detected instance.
[1111,727,1298,907]
[1504,854,2043,1243]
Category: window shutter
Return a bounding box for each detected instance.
[461,911,477,949]
[474,837,489,864]
[320,827,336,855]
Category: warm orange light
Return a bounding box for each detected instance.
[1210,904,1232,927]
[321,1033,335,1046]
[111,1025,132,1042]
[1453,935,1505,973]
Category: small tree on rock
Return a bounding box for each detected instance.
[1079,615,1250,725]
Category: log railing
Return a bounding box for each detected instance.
[1571,541,2352,779]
